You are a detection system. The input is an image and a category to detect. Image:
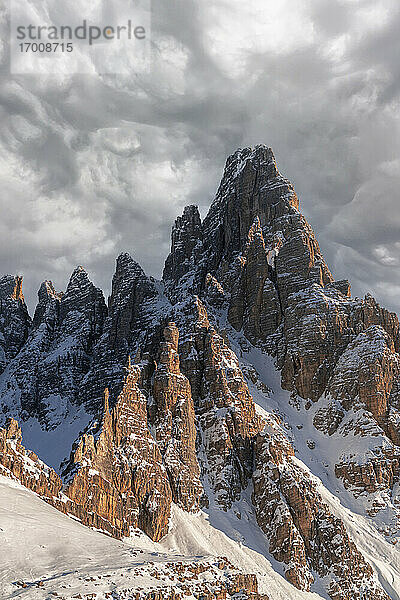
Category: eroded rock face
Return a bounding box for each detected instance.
[151,322,204,512]
[163,206,203,300]
[162,146,400,515]
[0,268,107,430]
[64,364,172,541]
[252,424,390,599]
[0,275,31,373]
[328,326,400,427]
[0,422,269,600]
[310,325,400,505]
[0,418,63,502]
[81,252,166,414]
[174,297,263,509]
[0,368,172,541]
[228,218,282,346]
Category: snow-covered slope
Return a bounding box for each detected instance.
[2,469,398,600]
[0,475,319,600]
[227,329,400,600]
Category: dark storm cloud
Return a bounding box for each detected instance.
[1,0,400,317]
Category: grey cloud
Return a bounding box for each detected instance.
[0,0,399,318]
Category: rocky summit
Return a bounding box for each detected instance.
[0,145,399,600]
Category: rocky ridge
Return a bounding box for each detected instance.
[0,145,399,599]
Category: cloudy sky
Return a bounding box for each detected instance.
[1,0,400,313]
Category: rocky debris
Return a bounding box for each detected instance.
[0,275,31,373]
[151,322,204,512]
[252,424,390,599]
[77,559,269,600]
[110,558,269,600]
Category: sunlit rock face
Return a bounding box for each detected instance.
[0,275,31,372]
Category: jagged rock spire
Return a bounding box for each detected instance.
[163,206,203,285]
[0,274,25,302]
[32,280,62,329]
[151,321,204,511]
[0,274,31,372]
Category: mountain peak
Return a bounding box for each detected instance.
[163,205,203,287]
[59,265,107,330]
[0,274,25,302]
[209,144,298,225]
[115,252,145,276]
[69,265,90,284]
[0,147,399,600]
[37,280,62,302]
[63,266,98,304]
[224,144,278,179]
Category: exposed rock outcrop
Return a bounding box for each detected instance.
[228,217,282,347]
[0,365,172,541]
[0,271,107,450]
[252,424,390,599]
[174,297,263,509]
[81,252,166,414]
[0,417,63,503]
[151,322,204,512]
[0,275,31,372]
[163,205,203,300]
[64,363,172,541]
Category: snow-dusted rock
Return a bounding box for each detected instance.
[0,275,31,372]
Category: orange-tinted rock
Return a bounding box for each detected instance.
[0,367,173,541]
[252,424,390,599]
[151,322,204,512]
[64,364,172,541]
[0,418,63,504]
[228,218,281,346]
[328,326,399,425]
[178,298,263,509]
[335,450,400,496]
[0,145,397,600]
[0,275,31,373]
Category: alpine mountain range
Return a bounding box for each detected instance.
[1,146,400,600]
